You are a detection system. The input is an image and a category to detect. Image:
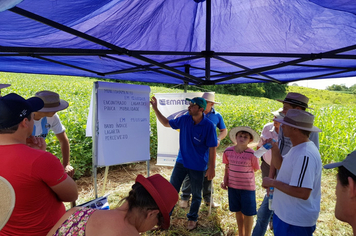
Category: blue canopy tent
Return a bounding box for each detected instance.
[0,0,355,85]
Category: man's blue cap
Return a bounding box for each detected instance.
[186,97,207,111]
[0,93,44,129]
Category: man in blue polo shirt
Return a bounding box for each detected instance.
[150,96,217,231]
[179,92,227,208]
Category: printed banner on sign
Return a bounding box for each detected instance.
[155,92,203,166]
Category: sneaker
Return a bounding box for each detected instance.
[179,200,189,208]
[205,202,220,208]
[187,220,197,230]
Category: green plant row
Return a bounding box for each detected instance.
[288,85,356,105]
[1,72,355,179]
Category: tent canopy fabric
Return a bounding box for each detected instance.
[0,0,355,85]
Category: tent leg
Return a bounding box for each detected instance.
[101,166,109,196]
[93,165,98,198]
[146,160,150,177]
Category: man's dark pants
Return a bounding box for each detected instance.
[180,170,212,203]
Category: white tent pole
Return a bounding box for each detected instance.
[92,82,99,198]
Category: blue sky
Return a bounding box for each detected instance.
[288,77,356,90]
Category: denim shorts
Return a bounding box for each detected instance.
[228,188,257,216]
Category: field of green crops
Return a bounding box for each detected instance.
[215,92,356,163]
[2,72,355,235]
[1,72,356,178]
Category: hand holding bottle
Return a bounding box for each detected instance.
[254,139,276,158]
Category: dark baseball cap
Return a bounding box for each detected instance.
[324,150,356,176]
[186,97,207,111]
[0,93,44,129]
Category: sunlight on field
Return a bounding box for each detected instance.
[1,72,355,235]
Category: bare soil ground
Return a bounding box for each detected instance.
[74,160,174,207]
[70,151,353,236]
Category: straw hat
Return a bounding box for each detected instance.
[35,91,69,112]
[135,174,178,229]
[229,126,260,148]
[202,92,221,104]
[277,92,312,109]
[0,176,15,231]
[274,109,321,132]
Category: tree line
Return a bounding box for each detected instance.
[326,84,356,94]
[127,80,288,100]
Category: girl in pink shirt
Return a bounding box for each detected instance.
[221,126,260,236]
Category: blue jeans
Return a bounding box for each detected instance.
[170,162,205,221]
[180,172,212,202]
[252,194,273,236]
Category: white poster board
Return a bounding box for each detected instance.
[155,92,203,166]
[87,81,151,167]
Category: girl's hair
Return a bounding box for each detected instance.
[338,166,356,187]
[121,182,163,226]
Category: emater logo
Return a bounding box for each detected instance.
[159,99,190,106]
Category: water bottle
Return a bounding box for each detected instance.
[254,139,276,158]
[268,187,274,210]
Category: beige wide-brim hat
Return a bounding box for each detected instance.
[0,176,15,231]
[202,92,221,104]
[0,84,11,89]
[274,109,321,132]
[229,126,260,148]
[271,108,284,119]
[35,90,69,112]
